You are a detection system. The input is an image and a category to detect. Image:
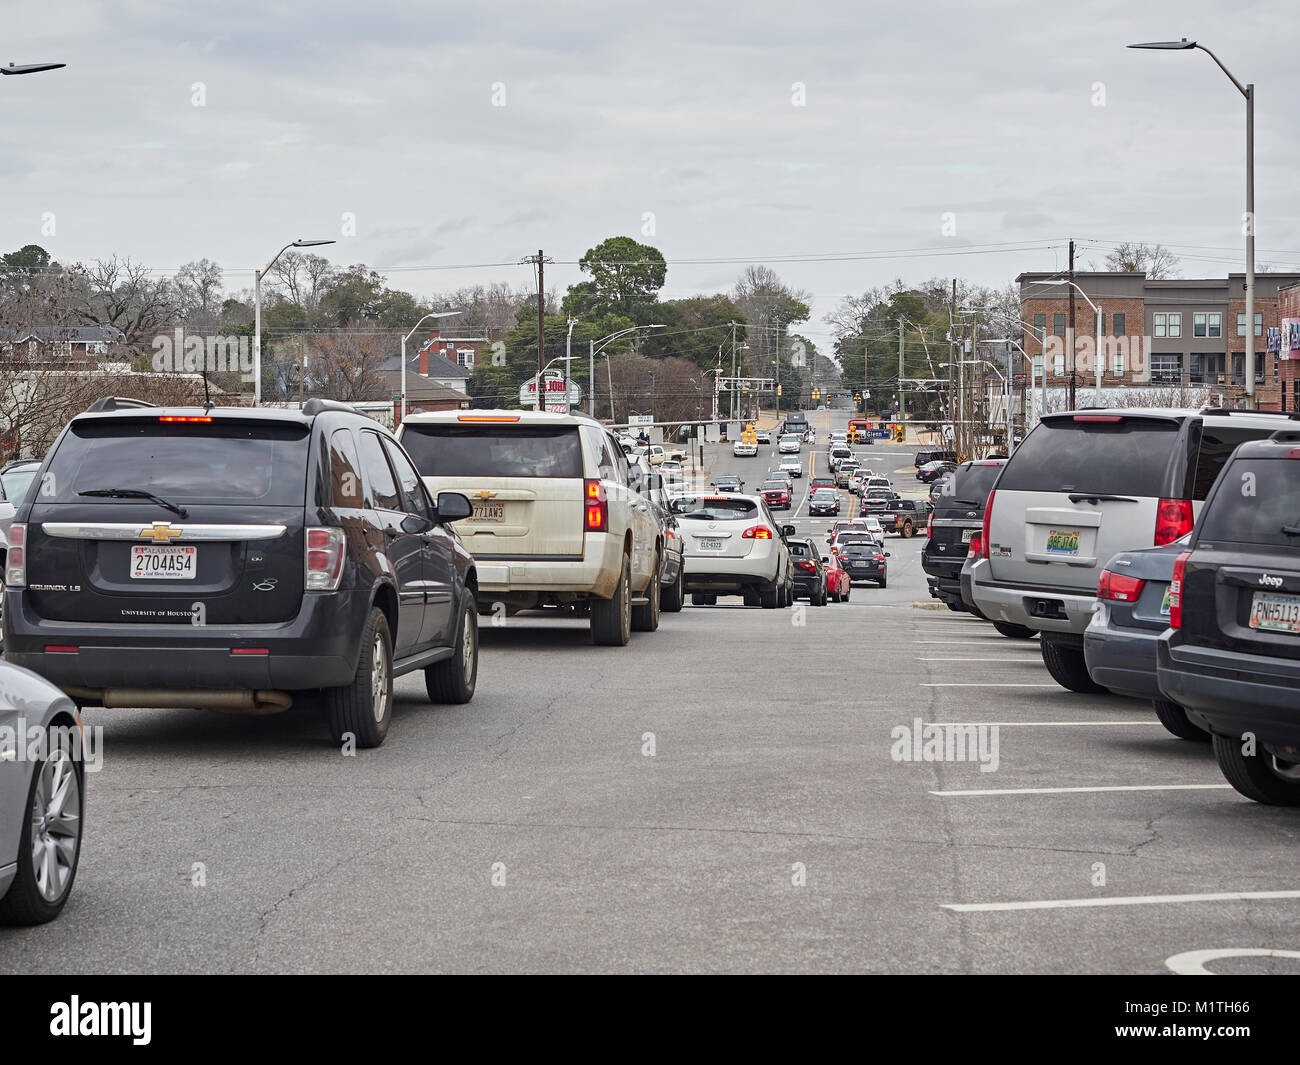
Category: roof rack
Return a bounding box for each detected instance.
[1200,406,1300,420]
[84,396,158,412]
[301,398,358,417]
[1268,429,1300,442]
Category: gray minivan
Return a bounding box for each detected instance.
[969,407,1300,692]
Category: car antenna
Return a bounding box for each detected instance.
[201,365,213,411]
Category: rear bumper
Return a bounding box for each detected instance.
[1083,605,1163,700]
[792,574,821,597]
[1157,634,1300,742]
[926,573,964,607]
[3,587,369,691]
[968,559,1096,635]
[470,532,624,598]
[683,548,777,590]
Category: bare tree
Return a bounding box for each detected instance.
[268,252,336,312]
[174,259,224,326]
[71,257,177,347]
[1105,243,1181,279]
[308,318,389,401]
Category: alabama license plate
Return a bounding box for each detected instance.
[1249,591,1300,634]
[471,502,504,522]
[1046,528,1080,555]
[698,538,724,552]
[961,528,975,543]
[131,545,196,579]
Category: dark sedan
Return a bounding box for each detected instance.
[809,488,840,516]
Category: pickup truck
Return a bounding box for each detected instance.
[878,498,930,537]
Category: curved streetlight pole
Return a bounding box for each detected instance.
[1130,38,1255,404]
[1029,279,1103,407]
[254,238,335,407]
[588,324,665,418]
[400,310,463,421]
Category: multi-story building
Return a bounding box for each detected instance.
[1018,270,1300,407]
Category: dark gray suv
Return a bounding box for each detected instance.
[4,398,480,749]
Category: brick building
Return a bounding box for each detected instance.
[1276,282,1300,412]
[1018,270,1300,405]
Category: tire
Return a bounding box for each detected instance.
[877,579,885,589]
[591,557,632,646]
[1152,697,1210,742]
[660,560,684,613]
[843,586,851,601]
[692,592,718,606]
[902,521,913,538]
[1213,732,1300,805]
[1040,638,1106,694]
[993,620,1036,639]
[0,723,83,925]
[326,607,393,749]
[425,596,478,704]
[760,580,780,608]
[632,552,661,632]
[814,585,827,606]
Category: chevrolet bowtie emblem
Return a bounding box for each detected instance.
[475,491,497,499]
[140,522,184,543]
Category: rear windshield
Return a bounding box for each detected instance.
[1189,424,1285,500]
[45,418,308,506]
[1199,458,1300,547]
[761,481,787,491]
[841,543,881,557]
[997,417,1178,497]
[812,478,834,487]
[671,496,759,520]
[787,540,812,557]
[942,463,1003,505]
[811,490,837,500]
[401,424,583,479]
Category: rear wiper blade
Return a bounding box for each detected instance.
[1282,524,1300,537]
[79,487,188,519]
[948,497,983,506]
[1068,492,1138,504]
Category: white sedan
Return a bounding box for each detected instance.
[778,434,802,454]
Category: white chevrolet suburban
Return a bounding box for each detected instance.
[397,410,664,645]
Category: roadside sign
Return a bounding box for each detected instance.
[627,414,654,426]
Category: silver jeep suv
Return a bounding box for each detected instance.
[969,407,1300,692]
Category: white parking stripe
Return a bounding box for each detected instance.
[943,890,1300,913]
[923,721,1160,727]
[931,784,1232,796]
[916,657,1044,662]
[916,641,1038,645]
[920,683,1060,688]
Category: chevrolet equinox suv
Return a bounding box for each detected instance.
[3,398,479,749]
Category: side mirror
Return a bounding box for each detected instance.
[885,552,892,558]
[434,491,472,523]
[780,524,796,538]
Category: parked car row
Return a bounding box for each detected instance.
[924,406,1300,805]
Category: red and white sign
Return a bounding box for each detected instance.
[519,375,583,407]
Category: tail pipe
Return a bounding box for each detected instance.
[61,687,294,715]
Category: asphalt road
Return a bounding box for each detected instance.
[4,409,1299,974]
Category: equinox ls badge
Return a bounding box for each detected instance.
[139,522,184,543]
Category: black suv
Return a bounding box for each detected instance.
[923,459,1005,612]
[3,398,479,749]
[1157,429,1300,804]
[787,538,827,605]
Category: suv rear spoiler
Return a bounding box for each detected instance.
[84,396,157,412]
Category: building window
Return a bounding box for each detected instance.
[1151,353,1181,382]
[1033,313,1045,340]
[1237,312,1264,337]
[1208,312,1221,338]
[1053,313,1065,339]
[1032,354,1044,378]
[1053,352,1065,376]
[1168,313,1181,338]
[1194,313,1207,338]
[1112,351,1125,376]
[1112,313,1125,337]
[456,348,474,368]
[1153,313,1166,338]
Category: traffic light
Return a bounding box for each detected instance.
[777,384,783,396]
[853,392,860,402]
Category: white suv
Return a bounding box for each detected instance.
[397,410,664,645]
[670,492,796,608]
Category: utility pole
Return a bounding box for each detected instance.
[1067,238,1077,411]
[897,315,905,436]
[949,279,956,451]
[730,320,738,421]
[521,250,552,411]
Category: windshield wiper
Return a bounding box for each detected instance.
[948,497,983,506]
[79,488,188,519]
[1282,524,1300,537]
[1068,492,1138,504]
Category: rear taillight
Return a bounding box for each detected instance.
[967,533,982,560]
[796,559,815,572]
[980,490,995,559]
[1097,569,1146,603]
[1155,498,1194,546]
[1169,550,1191,628]
[743,525,773,540]
[6,523,25,587]
[926,514,933,538]
[585,478,608,532]
[305,526,345,591]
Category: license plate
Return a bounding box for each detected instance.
[961,528,974,543]
[1160,587,1171,616]
[1046,528,1080,555]
[697,538,724,552]
[1249,591,1300,634]
[470,502,504,522]
[131,545,196,579]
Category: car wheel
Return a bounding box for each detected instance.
[632,552,661,632]
[1152,697,1209,742]
[660,560,685,613]
[591,556,632,646]
[760,580,780,608]
[0,723,83,925]
[1213,732,1300,805]
[425,595,478,704]
[1040,638,1106,694]
[903,521,913,538]
[877,578,886,589]
[326,607,393,748]
[992,621,1036,639]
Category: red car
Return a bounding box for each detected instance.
[760,479,792,510]
[820,550,852,602]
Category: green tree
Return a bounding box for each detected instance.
[639,295,746,371]
[565,236,667,321]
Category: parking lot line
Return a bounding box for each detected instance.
[915,641,1038,645]
[916,657,1045,662]
[922,721,1160,727]
[931,784,1232,796]
[920,683,1060,688]
[943,889,1300,913]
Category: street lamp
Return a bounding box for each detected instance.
[587,324,665,418]
[1030,279,1103,407]
[1130,37,1255,404]
[253,238,336,407]
[2,61,66,76]
[400,311,463,421]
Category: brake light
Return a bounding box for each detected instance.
[305,526,346,591]
[980,490,995,559]
[1072,415,1122,422]
[967,533,982,560]
[1097,569,1146,603]
[743,525,773,540]
[231,648,269,656]
[926,514,933,538]
[1169,550,1191,628]
[1154,498,1194,546]
[585,478,608,532]
[457,415,521,422]
[158,415,213,423]
[796,559,816,572]
[44,645,78,654]
[6,523,25,587]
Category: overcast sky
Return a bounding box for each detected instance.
[5,0,1297,346]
